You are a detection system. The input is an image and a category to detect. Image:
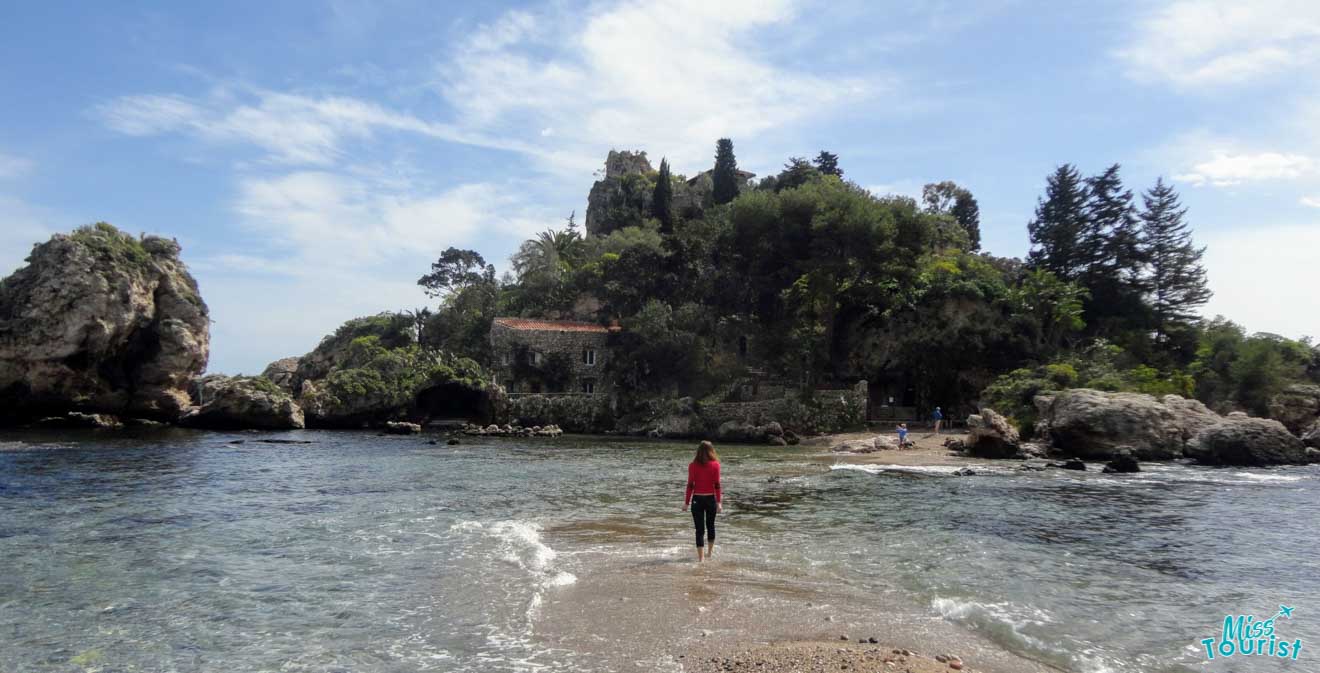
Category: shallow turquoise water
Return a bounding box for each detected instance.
[1,429,1317,672]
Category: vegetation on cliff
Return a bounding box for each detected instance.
[290,313,491,427]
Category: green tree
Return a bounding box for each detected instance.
[922,181,981,251]
[1027,165,1092,281]
[1140,178,1211,342]
[712,138,740,205]
[813,150,842,177]
[652,157,675,233]
[1081,164,1149,341]
[1009,269,1089,354]
[418,248,495,298]
[774,157,820,192]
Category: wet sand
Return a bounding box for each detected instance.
[684,641,969,673]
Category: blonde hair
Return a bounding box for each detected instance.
[694,440,719,464]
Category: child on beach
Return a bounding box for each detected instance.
[896,423,908,448]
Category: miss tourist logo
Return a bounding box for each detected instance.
[1200,605,1302,661]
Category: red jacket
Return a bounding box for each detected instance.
[685,460,722,505]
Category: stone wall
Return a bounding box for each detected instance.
[703,381,868,435]
[509,394,615,433]
[489,320,612,394]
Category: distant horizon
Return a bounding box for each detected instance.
[2,1,1317,373]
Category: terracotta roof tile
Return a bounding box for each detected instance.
[493,317,609,333]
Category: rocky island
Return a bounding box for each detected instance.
[2,145,1318,470]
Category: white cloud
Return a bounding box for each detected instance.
[1118,0,1320,88]
[97,89,535,166]
[0,152,33,179]
[1174,151,1314,187]
[439,0,874,176]
[1202,223,1320,340]
[1301,195,1320,208]
[189,170,555,373]
[90,0,884,372]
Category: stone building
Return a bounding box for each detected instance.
[489,318,614,394]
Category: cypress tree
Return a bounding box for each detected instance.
[652,157,674,233]
[950,190,981,251]
[1140,177,1211,340]
[1027,164,1091,281]
[813,150,842,177]
[712,138,740,205]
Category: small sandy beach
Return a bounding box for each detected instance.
[683,641,970,673]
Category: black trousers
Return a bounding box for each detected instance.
[691,495,717,547]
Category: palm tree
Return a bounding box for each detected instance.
[512,227,584,282]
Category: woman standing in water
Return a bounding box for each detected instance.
[682,441,723,562]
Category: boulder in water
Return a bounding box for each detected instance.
[384,421,422,435]
[1101,448,1140,473]
[1161,395,1223,443]
[180,375,304,430]
[965,408,1020,458]
[0,224,209,423]
[1187,417,1308,466]
[1035,389,1184,460]
[1053,457,1087,471]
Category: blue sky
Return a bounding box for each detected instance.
[1,0,1317,374]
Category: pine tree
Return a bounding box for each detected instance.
[1084,164,1143,285]
[1081,164,1148,338]
[652,157,674,233]
[712,138,740,205]
[813,150,842,177]
[1027,164,1091,281]
[1140,177,1211,340]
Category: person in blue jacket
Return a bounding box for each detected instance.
[931,406,943,435]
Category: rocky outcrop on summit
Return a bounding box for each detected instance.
[1036,389,1184,459]
[1268,384,1320,435]
[0,224,209,423]
[583,150,711,237]
[1187,417,1309,466]
[965,408,1020,458]
[180,374,304,430]
[585,150,655,237]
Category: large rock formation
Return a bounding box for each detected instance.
[260,356,301,394]
[1187,417,1309,466]
[1035,389,1188,460]
[584,150,654,237]
[965,408,1020,458]
[180,374,304,430]
[582,150,714,237]
[1268,384,1320,434]
[0,224,209,423]
[1161,395,1223,443]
